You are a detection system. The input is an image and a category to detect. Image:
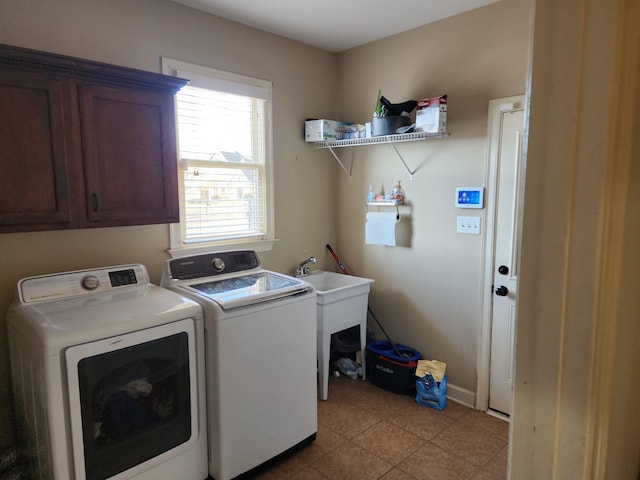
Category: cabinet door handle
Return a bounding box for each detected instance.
[92,193,98,212]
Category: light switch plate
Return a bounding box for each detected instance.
[457,216,481,234]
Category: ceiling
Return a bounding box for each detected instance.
[170,0,500,52]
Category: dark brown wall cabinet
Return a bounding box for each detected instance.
[0,44,187,233]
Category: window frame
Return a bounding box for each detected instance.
[162,57,276,257]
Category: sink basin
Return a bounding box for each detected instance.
[301,271,374,305]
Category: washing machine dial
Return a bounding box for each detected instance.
[82,275,99,290]
[211,258,225,272]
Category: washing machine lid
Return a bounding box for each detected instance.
[186,271,312,310]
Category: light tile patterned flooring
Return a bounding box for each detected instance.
[255,375,509,480]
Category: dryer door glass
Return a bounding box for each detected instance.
[65,320,197,480]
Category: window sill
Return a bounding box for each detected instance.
[168,238,278,259]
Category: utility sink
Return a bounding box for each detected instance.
[302,271,374,305]
[300,271,374,401]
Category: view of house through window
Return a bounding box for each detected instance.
[162,58,273,249]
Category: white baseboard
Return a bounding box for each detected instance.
[446,382,476,409]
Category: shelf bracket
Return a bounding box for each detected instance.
[389,143,416,180]
[326,145,353,181]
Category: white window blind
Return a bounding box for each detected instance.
[162,58,274,250]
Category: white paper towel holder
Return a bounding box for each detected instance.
[366,201,401,220]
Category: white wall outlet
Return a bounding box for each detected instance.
[457,216,481,234]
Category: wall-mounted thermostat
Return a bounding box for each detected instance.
[455,187,484,209]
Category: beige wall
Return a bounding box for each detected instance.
[0,0,338,445]
[333,0,531,393]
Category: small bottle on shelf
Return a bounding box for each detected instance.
[391,180,405,204]
[367,184,375,203]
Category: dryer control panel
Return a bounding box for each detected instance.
[18,264,149,303]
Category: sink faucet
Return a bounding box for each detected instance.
[294,256,316,276]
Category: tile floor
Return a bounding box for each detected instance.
[255,375,509,480]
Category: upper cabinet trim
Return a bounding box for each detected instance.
[0,43,188,92]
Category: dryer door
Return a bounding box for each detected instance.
[65,318,198,480]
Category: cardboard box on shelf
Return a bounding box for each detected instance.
[305,119,352,142]
[415,95,447,134]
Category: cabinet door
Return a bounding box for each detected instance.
[0,71,72,231]
[78,83,179,226]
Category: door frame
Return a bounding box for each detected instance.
[476,94,526,414]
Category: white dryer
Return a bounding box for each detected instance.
[7,264,207,480]
[161,250,317,480]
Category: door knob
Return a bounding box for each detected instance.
[495,285,509,296]
[498,265,509,275]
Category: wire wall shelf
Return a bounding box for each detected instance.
[310,131,450,180]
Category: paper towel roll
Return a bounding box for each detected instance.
[365,212,399,246]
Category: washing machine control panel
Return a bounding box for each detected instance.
[18,264,149,303]
[168,250,260,280]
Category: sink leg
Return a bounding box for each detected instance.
[318,332,331,401]
[360,320,367,380]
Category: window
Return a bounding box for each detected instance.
[162,58,274,255]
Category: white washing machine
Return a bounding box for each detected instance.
[7,264,207,480]
[161,250,317,480]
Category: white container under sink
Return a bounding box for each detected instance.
[302,271,374,400]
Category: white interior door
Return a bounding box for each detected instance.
[488,101,525,415]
